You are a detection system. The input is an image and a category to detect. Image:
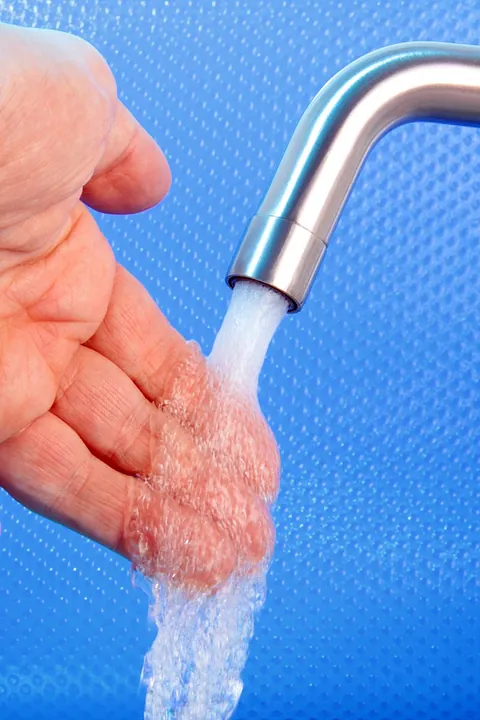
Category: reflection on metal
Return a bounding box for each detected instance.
[226,42,480,311]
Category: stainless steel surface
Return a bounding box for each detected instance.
[226,42,480,312]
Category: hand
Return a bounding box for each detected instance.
[0,23,279,589]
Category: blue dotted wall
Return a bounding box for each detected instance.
[1,1,480,718]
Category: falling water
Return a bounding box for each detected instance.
[208,280,288,398]
[140,280,288,719]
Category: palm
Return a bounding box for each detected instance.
[0,24,278,589]
[0,203,115,441]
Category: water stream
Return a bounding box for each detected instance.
[140,280,288,719]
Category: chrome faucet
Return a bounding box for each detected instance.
[226,42,480,312]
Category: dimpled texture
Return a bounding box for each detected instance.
[1,0,480,718]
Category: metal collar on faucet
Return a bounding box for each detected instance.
[226,42,480,312]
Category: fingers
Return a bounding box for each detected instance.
[86,264,190,402]
[51,344,154,475]
[86,264,280,499]
[0,411,130,550]
[148,407,275,565]
[156,357,281,503]
[127,490,236,591]
[51,344,275,565]
[0,411,235,590]
[81,103,172,215]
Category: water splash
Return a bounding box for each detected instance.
[141,280,288,719]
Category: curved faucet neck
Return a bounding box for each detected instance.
[227,42,480,312]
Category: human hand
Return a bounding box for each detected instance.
[0,23,279,589]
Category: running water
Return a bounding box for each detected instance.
[139,280,288,720]
[208,280,288,399]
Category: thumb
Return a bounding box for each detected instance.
[0,23,170,230]
[81,102,172,215]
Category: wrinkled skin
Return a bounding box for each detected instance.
[0,23,279,590]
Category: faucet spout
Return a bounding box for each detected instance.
[226,42,480,312]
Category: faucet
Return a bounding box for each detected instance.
[226,42,480,312]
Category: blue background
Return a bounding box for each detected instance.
[1,1,480,718]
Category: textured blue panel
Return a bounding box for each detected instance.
[1,1,480,719]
